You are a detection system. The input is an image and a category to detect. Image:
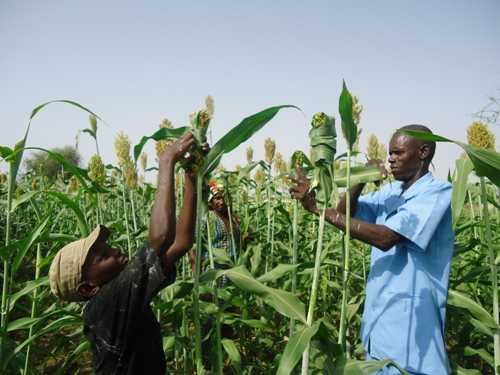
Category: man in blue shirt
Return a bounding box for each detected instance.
[287,125,453,375]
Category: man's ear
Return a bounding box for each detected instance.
[77,281,100,298]
[419,144,430,160]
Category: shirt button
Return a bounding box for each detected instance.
[371,306,375,311]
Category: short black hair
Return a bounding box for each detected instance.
[398,124,436,161]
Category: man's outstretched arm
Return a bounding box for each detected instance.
[149,132,195,258]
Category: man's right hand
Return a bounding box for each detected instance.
[159,132,196,165]
[365,159,389,186]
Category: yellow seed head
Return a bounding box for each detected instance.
[264,138,276,165]
[155,119,173,162]
[124,159,138,190]
[246,146,253,164]
[292,151,304,166]
[140,152,147,172]
[31,178,39,191]
[70,176,81,192]
[0,173,7,183]
[467,121,496,150]
[235,164,242,172]
[254,167,265,184]
[114,131,131,168]
[205,95,215,117]
[89,115,98,133]
[189,153,203,174]
[274,152,283,174]
[10,139,23,163]
[89,154,106,186]
[228,174,237,185]
[312,112,328,128]
[255,184,262,203]
[15,186,24,198]
[351,95,363,126]
[197,109,211,131]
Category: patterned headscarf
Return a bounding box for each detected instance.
[208,180,225,202]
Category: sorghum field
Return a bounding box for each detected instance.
[1,88,499,375]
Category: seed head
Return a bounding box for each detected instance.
[312,112,328,128]
[31,178,39,191]
[255,184,262,203]
[89,115,98,133]
[467,121,496,150]
[124,159,138,191]
[367,134,385,160]
[205,95,215,117]
[196,109,211,131]
[254,167,265,184]
[140,152,147,172]
[114,131,131,168]
[228,173,237,185]
[264,138,276,165]
[274,152,284,174]
[89,154,106,186]
[246,146,253,164]
[70,176,81,192]
[9,139,23,163]
[156,119,173,162]
[15,186,24,198]
[291,151,304,166]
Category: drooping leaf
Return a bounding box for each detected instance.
[310,341,340,375]
[8,276,50,312]
[448,360,483,375]
[276,325,320,375]
[199,106,300,177]
[11,190,89,237]
[398,129,500,187]
[19,147,106,195]
[257,263,302,283]
[0,146,13,160]
[133,126,190,162]
[222,338,242,375]
[447,289,498,328]
[201,266,306,323]
[334,357,410,375]
[11,209,53,278]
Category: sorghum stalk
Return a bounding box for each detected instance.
[339,147,352,356]
[205,212,224,374]
[193,176,204,374]
[480,177,500,373]
[301,113,336,373]
[289,199,299,337]
[0,149,21,363]
[24,200,43,375]
[301,209,326,374]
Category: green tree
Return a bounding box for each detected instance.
[23,145,82,181]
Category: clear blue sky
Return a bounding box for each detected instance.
[1,1,499,181]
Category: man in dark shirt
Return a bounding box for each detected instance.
[49,132,202,374]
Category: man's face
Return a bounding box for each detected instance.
[81,242,131,287]
[388,132,423,182]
